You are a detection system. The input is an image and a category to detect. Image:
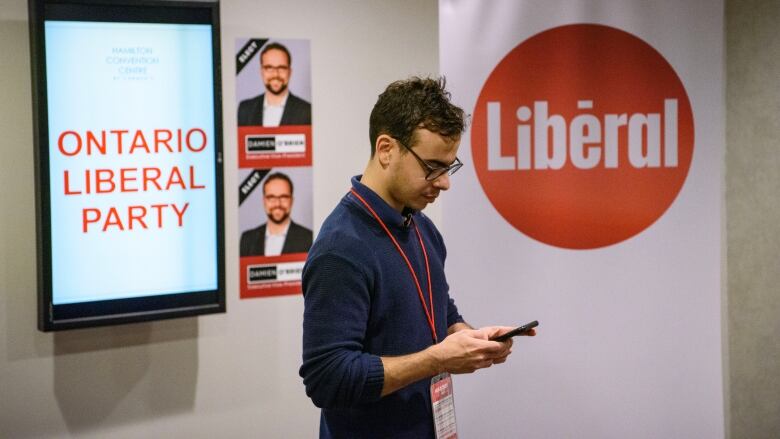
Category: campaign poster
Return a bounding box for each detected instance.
[236,38,313,298]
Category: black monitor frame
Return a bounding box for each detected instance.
[29,0,225,331]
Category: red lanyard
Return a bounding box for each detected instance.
[349,189,437,343]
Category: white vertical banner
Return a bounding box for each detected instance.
[440,1,724,438]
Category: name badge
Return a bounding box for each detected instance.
[430,372,458,439]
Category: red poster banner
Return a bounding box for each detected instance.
[238,125,313,168]
[240,252,307,299]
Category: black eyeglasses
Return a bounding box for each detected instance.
[396,139,463,181]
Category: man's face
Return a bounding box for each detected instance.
[263,178,293,225]
[260,49,291,96]
[388,128,460,211]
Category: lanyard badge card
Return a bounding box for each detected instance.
[431,372,458,439]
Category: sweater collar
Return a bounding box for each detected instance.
[350,175,416,229]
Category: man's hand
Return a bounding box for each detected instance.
[380,325,535,396]
[428,326,517,374]
[482,325,536,364]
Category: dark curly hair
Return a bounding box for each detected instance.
[369,77,466,156]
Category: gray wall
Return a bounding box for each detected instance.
[0,0,440,437]
[726,1,780,438]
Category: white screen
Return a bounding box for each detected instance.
[45,21,218,305]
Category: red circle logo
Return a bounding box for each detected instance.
[471,24,694,249]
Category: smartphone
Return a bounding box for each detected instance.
[490,320,539,342]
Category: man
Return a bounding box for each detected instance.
[237,42,312,126]
[240,172,312,257]
[299,77,535,438]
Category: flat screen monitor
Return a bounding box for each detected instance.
[29,0,225,331]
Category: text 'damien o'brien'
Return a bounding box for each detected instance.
[247,261,305,287]
[245,133,306,155]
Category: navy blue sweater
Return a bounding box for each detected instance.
[300,176,463,438]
